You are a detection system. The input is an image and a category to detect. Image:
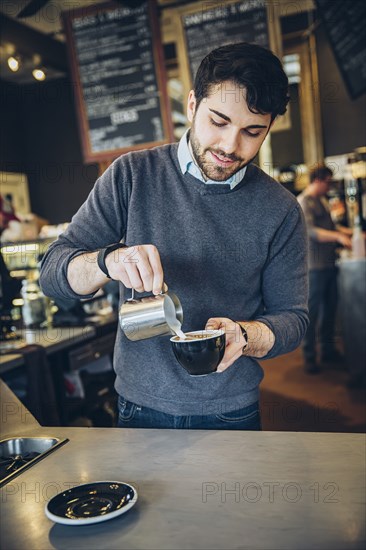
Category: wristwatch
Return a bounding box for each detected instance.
[97,242,128,279]
[236,322,248,354]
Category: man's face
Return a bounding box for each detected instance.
[316,176,332,195]
[187,81,272,181]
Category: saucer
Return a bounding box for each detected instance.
[45,481,138,525]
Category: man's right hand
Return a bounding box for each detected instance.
[105,244,164,295]
[336,233,352,249]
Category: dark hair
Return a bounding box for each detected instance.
[309,165,333,182]
[193,42,289,120]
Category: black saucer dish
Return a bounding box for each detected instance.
[45,481,138,525]
[170,330,225,375]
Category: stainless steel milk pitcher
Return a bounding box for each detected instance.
[119,287,183,341]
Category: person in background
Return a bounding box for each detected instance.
[40,42,309,430]
[297,165,352,374]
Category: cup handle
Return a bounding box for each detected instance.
[127,282,168,302]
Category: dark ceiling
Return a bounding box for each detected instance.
[0,0,188,83]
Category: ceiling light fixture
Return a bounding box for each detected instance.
[32,54,46,81]
[32,67,46,81]
[7,55,21,72]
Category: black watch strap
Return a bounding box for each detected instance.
[97,243,128,279]
[236,322,248,354]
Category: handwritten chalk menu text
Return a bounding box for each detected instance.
[63,1,172,162]
[182,0,269,83]
[316,0,366,99]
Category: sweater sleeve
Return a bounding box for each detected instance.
[39,159,129,301]
[255,203,309,358]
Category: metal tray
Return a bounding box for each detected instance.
[0,437,69,487]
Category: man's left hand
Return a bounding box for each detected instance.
[205,317,246,373]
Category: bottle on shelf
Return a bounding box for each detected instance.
[343,159,358,229]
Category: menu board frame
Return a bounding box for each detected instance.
[182,0,271,84]
[172,1,280,96]
[315,0,366,100]
[167,0,289,134]
[62,0,174,163]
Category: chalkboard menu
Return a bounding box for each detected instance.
[316,0,366,99]
[182,0,269,82]
[63,1,173,163]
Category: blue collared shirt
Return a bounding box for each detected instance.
[177,129,247,189]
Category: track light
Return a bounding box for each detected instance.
[7,55,21,72]
[32,67,46,81]
[32,54,46,81]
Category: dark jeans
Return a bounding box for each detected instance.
[302,267,338,363]
[117,396,261,430]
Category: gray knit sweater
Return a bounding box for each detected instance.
[40,144,308,415]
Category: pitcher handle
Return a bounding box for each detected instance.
[127,288,135,302]
[127,282,168,302]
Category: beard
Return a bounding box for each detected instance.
[189,122,252,182]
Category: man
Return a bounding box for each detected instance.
[297,165,352,374]
[40,42,308,430]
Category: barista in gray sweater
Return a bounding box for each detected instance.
[40,43,308,430]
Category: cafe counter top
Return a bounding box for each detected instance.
[0,312,118,373]
[0,380,365,550]
[0,326,96,372]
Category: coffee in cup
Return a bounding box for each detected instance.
[173,333,209,341]
[170,330,225,376]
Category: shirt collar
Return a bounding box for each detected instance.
[177,129,246,189]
